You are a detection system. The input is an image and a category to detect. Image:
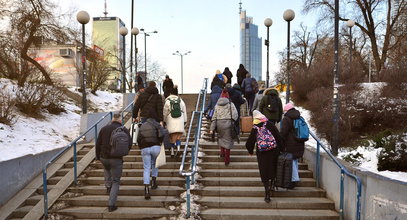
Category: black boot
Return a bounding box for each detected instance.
[144,184,151,200]
[264,183,271,203]
[151,177,158,189]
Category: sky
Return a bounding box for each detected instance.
[57,0,318,93]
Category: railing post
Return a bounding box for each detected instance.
[73,142,78,185]
[42,168,48,218]
[339,169,345,220]
[95,124,98,143]
[316,142,321,188]
[356,179,362,220]
[186,175,191,218]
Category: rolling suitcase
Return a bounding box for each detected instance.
[275,152,293,189]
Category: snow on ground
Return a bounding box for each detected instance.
[0,82,123,162]
[282,88,407,183]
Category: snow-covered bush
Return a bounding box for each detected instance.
[0,85,17,125]
[15,83,48,117]
[374,132,407,172]
[43,86,66,114]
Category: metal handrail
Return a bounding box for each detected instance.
[309,131,362,220]
[179,78,208,217]
[42,101,134,217]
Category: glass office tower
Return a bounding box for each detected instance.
[240,10,262,81]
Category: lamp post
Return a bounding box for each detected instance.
[332,0,340,156]
[283,9,295,104]
[264,18,273,88]
[131,27,139,92]
[76,10,90,114]
[119,26,128,93]
[172,50,191,94]
[139,28,157,80]
[130,0,134,91]
[346,19,355,68]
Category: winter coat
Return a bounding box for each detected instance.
[210,98,239,149]
[252,89,266,111]
[205,85,223,113]
[259,88,283,123]
[227,87,245,115]
[137,118,164,149]
[241,77,256,93]
[163,95,187,134]
[237,64,248,86]
[132,86,164,122]
[163,79,174,95]
[223,68,233,84]
[210,74,227,90]
[96,121,132,160]
[245,121,283,154]
[280,108,305,159]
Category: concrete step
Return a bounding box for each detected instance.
[60,195,181,207]
[10,205,33,218]
[201,148,252,155]
[67,185,184,196]
[72,177,185,186]
[198,177,316,187]
[198,196,335,209]
[202,155,262,162]
[200,208,339,220]
[79,169,182,177]
[200,169,313,178]
[199,143,248,149]
[57,207,177,219]
[194,186,326,197]
[65,161,187,169]
[199,162,308,170]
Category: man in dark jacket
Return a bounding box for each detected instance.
[133,81,164,124]
[95,113,132,212]
[162,75,174,98]
[259,88,283,124]
[280,103,304,189]
[223,67,233,84]
[236,64,248,86]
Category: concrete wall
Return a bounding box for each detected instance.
[123,93,135,111]
[0,147,64,206]
[303,146,407,220]
[79,112,113,142]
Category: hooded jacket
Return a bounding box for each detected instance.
[210,97,238,131]
[237,64,248,86]
[205,85,223,112]
[259,88,283,122]
[280,108,305,159]
[163,95,187,134]
[132,86,164,122]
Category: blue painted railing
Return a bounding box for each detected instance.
[42,101,134,217]
[309,131,362,220]
[179,78,208,217]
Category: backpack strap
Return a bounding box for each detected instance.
[141,94,154,111]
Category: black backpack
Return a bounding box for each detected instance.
[251,78,259,93]
[266,94,280,113]
[109,126,130,157]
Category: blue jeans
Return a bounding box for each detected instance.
[292,159,300,182]
[141,145,161,184]
[100,158,123,206]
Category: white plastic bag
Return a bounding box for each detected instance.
[130,122,140,145]
[155,144,166,168]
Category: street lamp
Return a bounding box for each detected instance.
[283,9,295,104]
[264,18,273,88]
[172,50,191,94]
[76,10,90,114]
[346,19,355,67]
[139,28,157,80]
[131,27,139,92]
[119,26,128,93]
[332,0,340,156]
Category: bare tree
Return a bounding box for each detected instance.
[0,0,76,85]
[303,0,407,75]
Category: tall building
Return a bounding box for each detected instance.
[240,9,262,81]
[92,16,126,87]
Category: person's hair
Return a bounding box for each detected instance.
[148,81,156,87]
[170,87,178,95]
[113,112,121,120]
[165,75,169,78]
[225,83,232,88]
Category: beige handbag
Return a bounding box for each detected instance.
[155,144,166,168]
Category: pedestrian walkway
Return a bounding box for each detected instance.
[194,118,339,220]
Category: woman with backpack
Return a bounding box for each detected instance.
[210,89,238,165]
[280,103,305,189]
[245,110,283,203]
[163,88,187,157]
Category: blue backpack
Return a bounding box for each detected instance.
[254,123,277,151]
[293,116,309,142]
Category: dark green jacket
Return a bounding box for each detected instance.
[259,88,283,123]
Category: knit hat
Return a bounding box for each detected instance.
[253,110,268,124]
[220,89,230,99]
[284,102,294,112]
[216,69,221,74]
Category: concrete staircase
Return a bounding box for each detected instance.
[194,119,339,220]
